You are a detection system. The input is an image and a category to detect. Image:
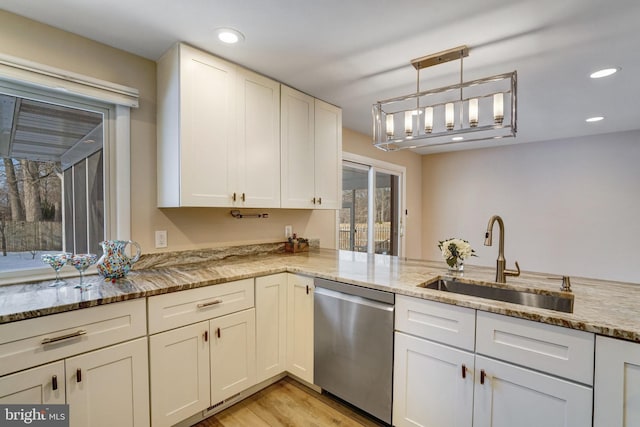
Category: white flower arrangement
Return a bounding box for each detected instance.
[438,238,477,268]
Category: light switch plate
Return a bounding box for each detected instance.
[155,230,167,248]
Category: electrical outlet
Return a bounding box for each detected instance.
[285,225,293,238]
[155,230,167,248]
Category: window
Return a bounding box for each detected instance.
[0,56,135,284]
[338,154,406,256]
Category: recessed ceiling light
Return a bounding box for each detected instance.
[585,116,604,122]
[590,68,619,79]
[452,136,464,141]
[214,28,245,44]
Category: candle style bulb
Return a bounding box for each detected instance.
[445,103,454,131]
[404,111,413,135]
[469,98,478,127]
[424,107,433,133]
[385,114,394,138]
[493,93,504,125]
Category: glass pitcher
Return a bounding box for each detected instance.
[96,240,141,280]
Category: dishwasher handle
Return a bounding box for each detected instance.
[315,286,394,312]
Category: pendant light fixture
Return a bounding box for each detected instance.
[372,46,517,151]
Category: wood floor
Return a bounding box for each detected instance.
[192,377,386,427]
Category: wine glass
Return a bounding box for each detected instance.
[70,254,98,289]
[41,252,72,286]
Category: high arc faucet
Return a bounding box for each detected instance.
[484,215,521,283]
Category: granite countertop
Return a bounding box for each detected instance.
[0,247,638,343]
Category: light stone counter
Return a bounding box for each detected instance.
[0,247,638,343]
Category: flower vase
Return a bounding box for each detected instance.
[448,258,464,272]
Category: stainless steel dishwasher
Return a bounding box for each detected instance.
[314,278,394,424]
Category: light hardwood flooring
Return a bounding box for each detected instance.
[192,377,386,427]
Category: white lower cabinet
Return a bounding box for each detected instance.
[209,309,256,404]
[394,332,474,427]
[393,295,594,427]
[286,274,314,384]
[255,273,288,382]
[473,355,592,427]
[149,321,210,427]
[66,338,149,427]
[0,299,148,427]
[148,280,257,427]
[0,361,65,404]
[149,309,256,427]
[594,335,640,426]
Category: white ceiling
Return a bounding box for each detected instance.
[3,0,639,154]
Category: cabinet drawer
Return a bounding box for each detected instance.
[395,295,476,351]
[476,311,594,385]
[0,299,147,376]
[148,278,254,334]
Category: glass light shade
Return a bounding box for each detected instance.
[445,103,454,130]
[424,107,433,133]
[385,114,394,137]
[493,93,504,124]
[404,111,413,135]
[469,98,478,127]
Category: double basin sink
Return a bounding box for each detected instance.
[421,278,574,313]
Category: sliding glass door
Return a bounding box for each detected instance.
[339,158,403,256]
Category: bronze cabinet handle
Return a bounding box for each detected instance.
[204,331,208,342]
[216,327,221,339]
[52,375,58,391]
[461,364,466,379]
[76,368,82,383]
[480,369,486,385]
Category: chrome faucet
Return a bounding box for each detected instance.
[484,215,520,283]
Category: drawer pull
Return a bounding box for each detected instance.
[76,368,82,383]
[306,285,309,295]
[241,193,246,202]
[197,299,223,308]
[217,327,221,339]
[480,369,486,385]
[317,197,322,205]
[52,375,58,391]
[461,364,466,379]
[41,329,87,345]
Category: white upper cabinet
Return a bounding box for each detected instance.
[157,43,280,208]
[313,98,342,209]
[281,86,342,209]
[236,68,281,208]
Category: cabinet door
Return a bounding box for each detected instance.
[149,322,210,427]
[0,361,65,404]
[256,274,288,382]
[237,69,281,208]
[209,308,256,404]
[313,99,342,209]
[473,355,592,427]
[286,274,314,383]
[281,86,315,208]
[180,44,236,206]
[66,337,149,427]
[393,332,474,427]
[594,336,640,427]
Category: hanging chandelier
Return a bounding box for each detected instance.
[372,46,517,151]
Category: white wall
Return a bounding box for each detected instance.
[422,130,640,284]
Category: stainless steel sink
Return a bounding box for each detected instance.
[422,279,574,313]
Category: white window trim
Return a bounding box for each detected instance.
[0,55,137,285]
[340,152,407,257]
